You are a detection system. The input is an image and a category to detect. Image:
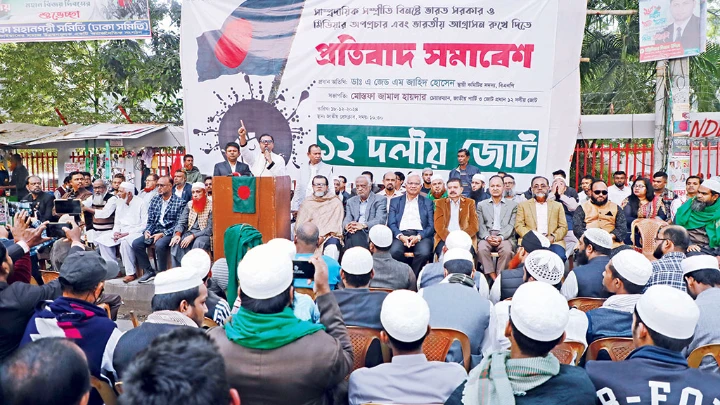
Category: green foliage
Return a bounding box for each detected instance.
[0,0,182,126]
[581,0,720,114]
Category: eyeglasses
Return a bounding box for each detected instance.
[593,190,609,195]
[634,184,646,189]
[312,183,327,187]
[260,139,274,144]
[654,237,669,242]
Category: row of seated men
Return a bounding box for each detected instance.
[2,218,720,405]
[298,169,720,281]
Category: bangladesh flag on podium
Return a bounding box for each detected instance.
[232,177,256,213]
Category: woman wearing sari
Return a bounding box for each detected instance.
[621,178,668,246]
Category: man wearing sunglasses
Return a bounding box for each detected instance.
[572,180,627,248]
[237,120,287,177]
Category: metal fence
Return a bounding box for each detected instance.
[571,140,656,189]
[15,150,58,191]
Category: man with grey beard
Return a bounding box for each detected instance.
[82,179,118,236]
[515,176,568,261]
[675,178,720,255]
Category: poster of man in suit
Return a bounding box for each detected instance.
[639,0,707,62]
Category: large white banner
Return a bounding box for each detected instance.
[0,0,150,42]
[181,0,585,188]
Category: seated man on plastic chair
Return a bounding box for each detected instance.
[295,175,344,260]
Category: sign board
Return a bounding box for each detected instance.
[64,162,81,173]
[639,0,707,62]
[181,0,586,188]
[0,0,151,42]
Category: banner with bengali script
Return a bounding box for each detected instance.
[181,0,586,188]
[639,0,707,62]
[0,0,151,42]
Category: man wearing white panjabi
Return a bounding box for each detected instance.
[96,182,148,283]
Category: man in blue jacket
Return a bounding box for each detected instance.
[388,173,434,276]
[587,285,720,405]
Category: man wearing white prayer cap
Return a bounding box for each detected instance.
[469,173,490,203]
[95,180,147,283]
[489,230,552,304]
[445,282,596,405]
[182,249,231,326]
[587,285,720,403]
[333,247,387,331]
[561,228,614,299]
[586,249,652,346]
[417,230,489,297]
[676,177,720,254]
[170,182,212,268]
[428,174,448,201]
[682,255,720,372]
[113,267,207,378]
[421,248,492,369]
[368,224,416,291]
[208,244,353,405]
[349,290,466,405]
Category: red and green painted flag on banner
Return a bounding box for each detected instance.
[232,176,256,213]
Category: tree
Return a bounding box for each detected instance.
[581,0,720,115]
[0,0,182,126]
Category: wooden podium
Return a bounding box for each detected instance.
[212,176,291,259]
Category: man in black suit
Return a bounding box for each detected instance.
[212,142,252,177]
[659,0,701,51]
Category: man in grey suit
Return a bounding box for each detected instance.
[343,175,387,250]
[682,255,720,373]
[477,175,517,278]
[213,142,252,177]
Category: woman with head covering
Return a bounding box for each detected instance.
[621,178,668,246]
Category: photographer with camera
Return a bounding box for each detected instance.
[19,176,56,223]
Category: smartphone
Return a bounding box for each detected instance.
[54,199,82,215]
[46,222,71,238]
[8,202,33,217]
[292,258,315,279]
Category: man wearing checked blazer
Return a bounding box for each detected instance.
[477,175,518,278]
[515,175,568,261]
[343,175,388,250]
[388,174,435,276]
[433,178,479,258]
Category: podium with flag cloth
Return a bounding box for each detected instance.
[212,175,291,259]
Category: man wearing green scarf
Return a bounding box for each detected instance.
[675,179,720,255]
[445,282,596,405]
[208,244,353,405]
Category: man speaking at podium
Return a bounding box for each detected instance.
[237,120,287,177]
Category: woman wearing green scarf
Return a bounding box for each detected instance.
[445,282,596,405]
[675,180,720,252]
[207,244,354,405]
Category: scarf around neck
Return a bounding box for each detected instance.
[462,351,560,405]
[675,197,720,248]
[225,306,325,350]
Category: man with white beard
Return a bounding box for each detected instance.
[96,182,148,283]
[82,179,118,241]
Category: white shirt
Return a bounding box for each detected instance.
[561,272,580,300]
[113,196,148,235]
[607,185,631,205]
[578,192,589,204]
[378,189,404,212]
[82,194,118,220]
[174,185,184,199]
[670,194,689,221]
[673,17,692,41]
[399,196,423,232]
[448,198,461,232]
[535,201,549,235]
[240,143,287,177]
[139,189,157,206]
[159,197,170,226]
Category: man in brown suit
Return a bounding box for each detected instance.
[515,176,569,261]
[434,178,479,258]
[208,243,353,405]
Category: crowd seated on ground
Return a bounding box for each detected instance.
[3,152,720,405]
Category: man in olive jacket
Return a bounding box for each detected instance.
[209,243,353,405]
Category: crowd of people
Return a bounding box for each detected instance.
[1,136,720,405]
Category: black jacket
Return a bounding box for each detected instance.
[20,191,57,223]
[213,160,252,177]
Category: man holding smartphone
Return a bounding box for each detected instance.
[20,176,55,223]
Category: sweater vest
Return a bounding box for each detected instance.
[500,267,524,301]
[582,201,622,247]
[574,256,611,298]
[92,194,115,232]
